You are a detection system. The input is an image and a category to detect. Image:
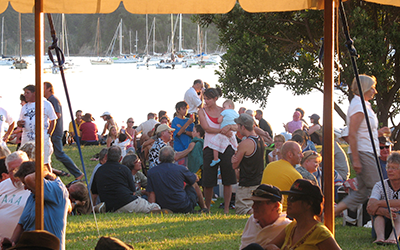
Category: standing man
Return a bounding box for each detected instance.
[232,114,265,215]
[0,151,30,241]
[44,82,83,180]
[17,85,57,168]
[255,110,273,138]
[0,106,14,148]
[261,141,303,211]
[68,110,84,143]
[184,79,204,124]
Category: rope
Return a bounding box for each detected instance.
[46,13,100,236]
[339,2,399,248]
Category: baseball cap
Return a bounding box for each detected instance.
[281,179,323,203]
[234,113,254,131]
[243,184,282,202]
[100,111,111,117]
[309,114,320,121]
[155,124,175,134]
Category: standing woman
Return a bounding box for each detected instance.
[198,88,237,214]
[335,75,388,216]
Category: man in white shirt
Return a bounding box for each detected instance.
[17,85,57,166]
[0,151,30,241]
[184,79,204,124]
[240,184,291,250]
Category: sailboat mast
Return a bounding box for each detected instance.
[96,17,100,57]
[170,14,174,53]
[153,17,155,55]
[135,30,138,53]
[19,13,22,60]
[145,14,148,56]
[129,30,131,55]
[119,19,123,55]
[178,14,182,52]
[1,16,4,56]
[204,31,207,54]
[197,24,200,54]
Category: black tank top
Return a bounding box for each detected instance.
[239,135,265,186]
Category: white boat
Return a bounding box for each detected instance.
[0,58,14,66]
[113,56,138,64]
[90,57,113,65]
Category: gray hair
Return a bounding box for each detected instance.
[5,151,29,172]
[121,154,138,171]
[98,148,108,162]
[159,146,175,163]
[107,146,122,162]
[20,142,35,160]
[387,151,400,165]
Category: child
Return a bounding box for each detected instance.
[209,99,239,167]
[171,101,194,152]
[114,132,133,158]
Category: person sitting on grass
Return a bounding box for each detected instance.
[367,151,400,245]
[106,126,118,148]
[114,132,133,158]
[122,154,148,199]
[295,150,321,185]
[240,184,291,250]
[208,99,239,167]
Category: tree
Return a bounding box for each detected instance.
[196,1,400,147]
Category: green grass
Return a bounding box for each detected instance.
[7,143,390,249]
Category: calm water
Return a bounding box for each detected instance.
[0,57,348,135]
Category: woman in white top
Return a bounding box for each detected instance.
[268,134,285,163]
[335,75,389,216]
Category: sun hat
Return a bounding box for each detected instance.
[7,230,60,250]
[243,184,282,202]
[281,179,323,203]
[234,113,254,131]
[100,111,111,117]
[83,113,95,122]
[155,124,175,134]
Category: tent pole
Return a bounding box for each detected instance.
[34,0,44,230]
[323,0,335,234]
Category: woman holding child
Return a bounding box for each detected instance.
[198,88,237,214]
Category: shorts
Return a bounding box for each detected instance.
[116,197,161,213]
[22,135,53,164]
[235,185,258,215]
[202,146,237,187]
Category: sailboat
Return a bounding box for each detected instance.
[108,19,137,64]
[90,17,113,65]
[13,13,27,69]
[0,16,14,66]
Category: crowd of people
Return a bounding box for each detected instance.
[0,75,397,249]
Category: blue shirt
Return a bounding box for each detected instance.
[220,109,239,128]
[146,162,197,213]
[19,178,69,250]
[171,116,194,151]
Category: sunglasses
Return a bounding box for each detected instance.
[380,146,390,149]
[127,121,134,123]
[287,195,304,203]
[303,151,318,161]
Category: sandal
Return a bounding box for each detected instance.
[55,170,71,177]
[384,239,397,245]
[373,239,385,245]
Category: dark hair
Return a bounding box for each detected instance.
[0,158,7,175]
[256,110,263,116]
[118,133,127,142]
[20,94,26,102]
[160,116,170,124]
[159,146,175,163]
[204,88,222,99]
[158,110,167,120]
[23,85,35,93]
[44,82,54,94]
[290,134,304,145]
[175,101,188,112]
[153,124,161,137]
[292,129,310,142]
[14,161,36,179]
[121,154,138,171]
[195,124,205,138]
[295,107,305,118]
[107,146,122,162]
[305,196,324,216]
[76,110,82,115]
[69,182,89,202]
[98,148,108,161]
[148,113,155,119]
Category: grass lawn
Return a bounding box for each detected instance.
[7,144,394,249]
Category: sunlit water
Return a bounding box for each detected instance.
[0,57,348,135]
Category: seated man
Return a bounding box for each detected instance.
[240,184,291,249]
[367,151,400,245]
[147,146,198,213]
[3,161,69,250]
[91,146,161,213]
[148,124,175,168]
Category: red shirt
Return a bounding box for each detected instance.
[80,122,98,141]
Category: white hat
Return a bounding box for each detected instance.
[155,124,175,134]
[100,112,111,117]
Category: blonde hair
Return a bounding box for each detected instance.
[351,75,377,96]
[223,99,235,109]
[274,134,286,143]
[301,150,322,165]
